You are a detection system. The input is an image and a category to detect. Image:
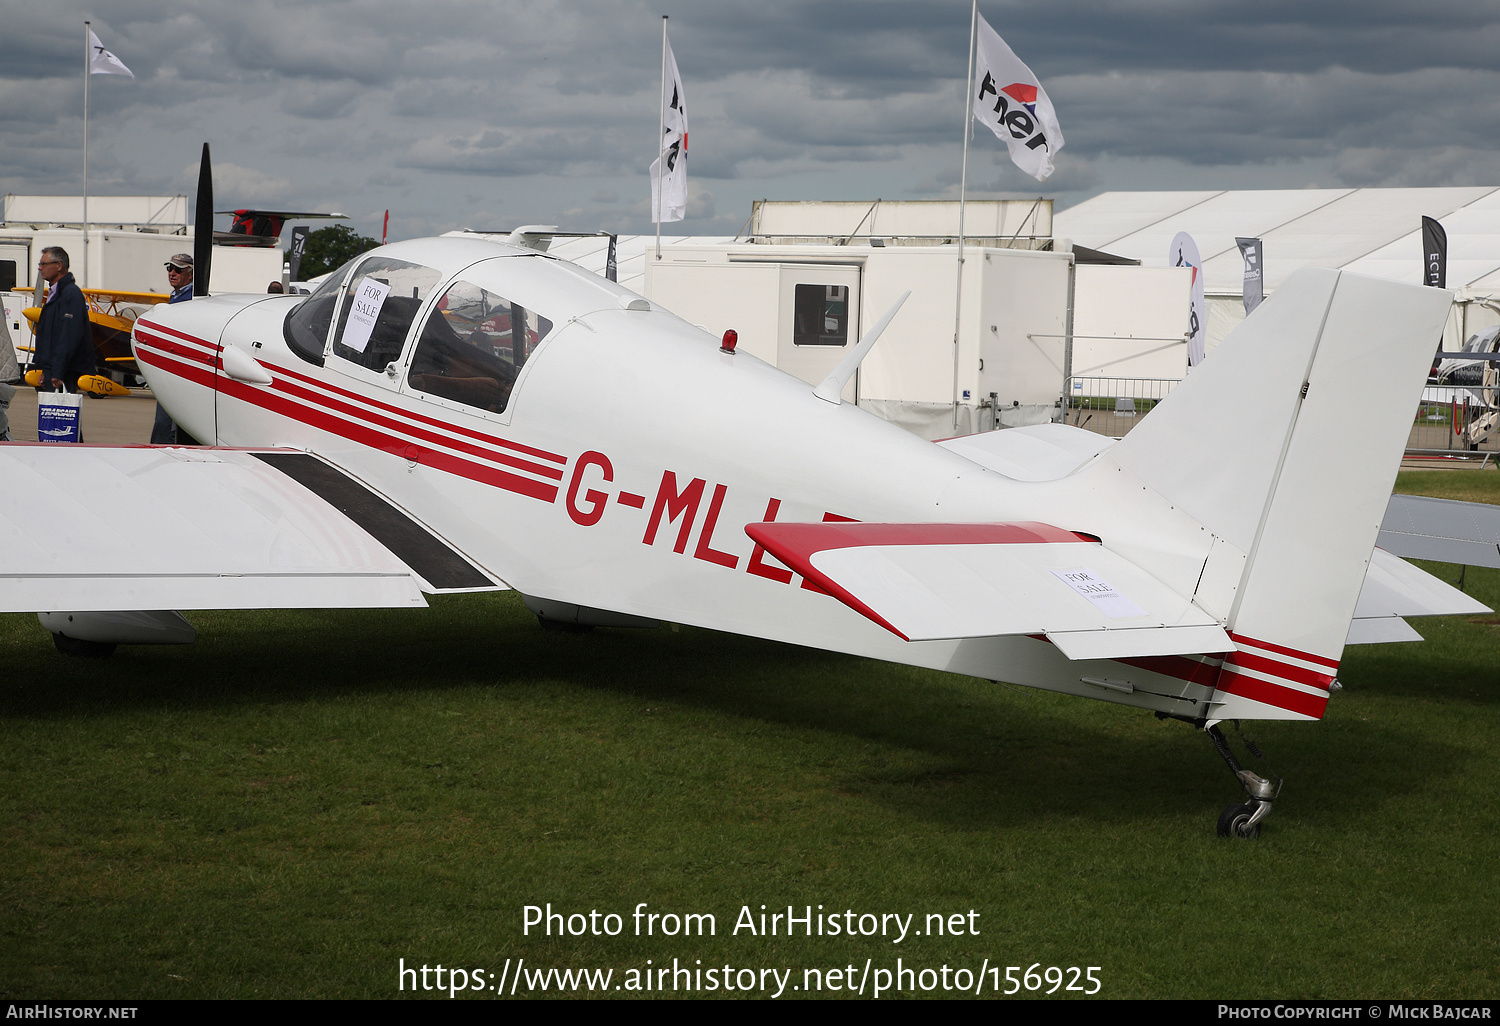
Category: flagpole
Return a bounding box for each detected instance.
[82,20,90,288]
[951,0,978,431]
[655,15,667,261]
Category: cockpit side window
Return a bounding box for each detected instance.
[329,257,445,373]
[406,278,553,415]
[282,255,362,366]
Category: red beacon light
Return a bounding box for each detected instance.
[720,329,738,354]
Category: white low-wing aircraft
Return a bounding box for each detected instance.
[1,234,1487,838]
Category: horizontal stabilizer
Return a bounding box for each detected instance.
[745,520,1231,656]
[936,423,1113,482]
[1355,547,1490,620]
[0,446,499,612]
[1379,494,1500,569]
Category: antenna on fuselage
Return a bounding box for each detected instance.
[813,290,911,405]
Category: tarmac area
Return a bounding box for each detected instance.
[5,387,157,444]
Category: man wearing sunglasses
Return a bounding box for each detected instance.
[32,247,94,393]
[151,253,197,443]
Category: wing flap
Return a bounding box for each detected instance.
[1048,624,1234,661]
[0,445,448,612]
[746,521,1230,656]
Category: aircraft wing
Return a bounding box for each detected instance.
[1378,494,1500,569]
[0,445,502,613]
[745,520,1232,660]
[216,209,346,220]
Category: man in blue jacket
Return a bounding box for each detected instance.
[33,247,95,391]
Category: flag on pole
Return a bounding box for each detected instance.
[972,13,1061,182]
[1421,216,1447,289]
[88,29,134,78]
[1170,232,1207,367]
[1236,237,1264,316]
[649,32,688,223]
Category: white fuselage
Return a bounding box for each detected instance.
[127,241,1274,722]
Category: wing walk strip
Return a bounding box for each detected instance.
[1120,633,1336,719]
[133,326,567,505]
[251,452,496,591]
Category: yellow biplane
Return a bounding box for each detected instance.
[21,288,167,397]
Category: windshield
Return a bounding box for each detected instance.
[282,255,362,365]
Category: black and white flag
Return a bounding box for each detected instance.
[1236,237,1264,316]
[1170,232,1206,367]
[288,226,310,283]
[972,14,1063,182]
[88,29,134,78]
[649,33,688,223]
[1421,216,1447,289]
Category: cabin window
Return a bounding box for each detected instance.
[406,278,553,415]
[329,257,445,373]
[282,254,362,366]
[792,283,849,346]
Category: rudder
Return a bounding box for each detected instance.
[1109,268,1452,718]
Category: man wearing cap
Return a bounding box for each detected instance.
[150,253,196,443]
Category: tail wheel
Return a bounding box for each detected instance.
[1217,803,1261,840]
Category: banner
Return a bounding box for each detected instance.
[88,29,134,78]
[606,235,618,282]
[288,226,310,282]
[972,14,1063,182]
[1236,237,1263,316]
[649,32,688,223]
[1421,215,1447,289]
[1170,232,1206,367]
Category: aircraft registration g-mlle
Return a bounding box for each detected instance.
[0,234,1487,837]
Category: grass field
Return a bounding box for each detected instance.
[2,473,1497,1000]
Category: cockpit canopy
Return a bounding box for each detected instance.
[282,239,646,416]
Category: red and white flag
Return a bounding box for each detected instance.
[971,14,1061,182]
[648,32,688,223]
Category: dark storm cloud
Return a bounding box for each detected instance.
[2,1,1497,237]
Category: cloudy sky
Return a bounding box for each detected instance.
[3,1,1498,243]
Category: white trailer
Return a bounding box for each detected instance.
[643,241,1192,439]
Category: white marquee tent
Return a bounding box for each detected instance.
[1053,187,1500,349]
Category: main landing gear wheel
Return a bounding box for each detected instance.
[1217,802,1261,840]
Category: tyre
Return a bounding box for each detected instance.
[1217,802,1261,839]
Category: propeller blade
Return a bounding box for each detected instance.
[194,143,213,297]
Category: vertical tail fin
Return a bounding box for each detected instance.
[1110,268,1451,718]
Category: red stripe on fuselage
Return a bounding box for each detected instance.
[1228,631,1340,670]
[1213,669,1329,718]
[271,361,566,465]
[267,373,563,482]
[135,344,218,388]
[1223,649,1335,690]
[137,324,563,504]
[134,328,217,370]
[211,372,560,503]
